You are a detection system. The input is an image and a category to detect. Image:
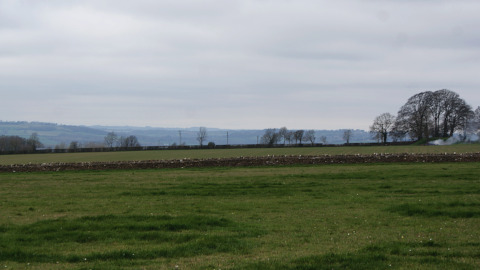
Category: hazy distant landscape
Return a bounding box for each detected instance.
[0,121,374,148]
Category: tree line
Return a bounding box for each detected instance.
[0,131,143,154]
[260,127,329,146]
[259,128,356,146]
[0,127,352,154]
[103,132,141,148]
[370,89,480,143]
[0,133,43,153]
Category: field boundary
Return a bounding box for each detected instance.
[1,141,414,155]
[2,153,480,173]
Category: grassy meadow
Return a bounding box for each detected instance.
[1,160,480,269]
[1,144,480,165]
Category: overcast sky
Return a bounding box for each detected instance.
[1,0,479,130]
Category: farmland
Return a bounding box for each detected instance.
[1,144,480,165]
[1,145,480,269]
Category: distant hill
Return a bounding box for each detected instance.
[0,121,106,147]
[1,121,375,148]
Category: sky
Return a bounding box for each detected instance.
[1,0,479,130]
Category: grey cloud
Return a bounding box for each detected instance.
[1,0,479,130]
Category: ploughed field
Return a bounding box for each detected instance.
[2,152,480,173]
[1,145,480,269]
[1,144,480,166]
[1,145,480,173]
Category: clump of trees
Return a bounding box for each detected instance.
[0,133,44,153]
[53,132,141,151]
[371,89,479,142]
[260,127,318,146]
[69,141,80,151]
[260,128,280,145]
[103,132,140,148]
[119,135,141,148]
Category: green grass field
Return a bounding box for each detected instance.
[1,161,480,269]
[1,144,480,165]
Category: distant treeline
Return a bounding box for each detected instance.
[1,141,413,155]
[0,133,43,154]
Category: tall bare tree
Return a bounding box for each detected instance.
[278,127,288,145]
[304,130,316,145]
[473,106,480,140]
[69,141,80,152]
[435,89,471,137]
[370,113,395,143]
[448,99,473,138]
[27,132,44,151]
[119,135,141,147]
[104,132,118,148]
[196,127,208,147]
[261,128,280,145]
[343,130,353,144]
[285,131,294,145]
[390,124,408,142]
[293,130,304,144]
[395,91,433,141]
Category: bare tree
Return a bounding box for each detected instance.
[370,113,395,143]
[196,127,208,147]
[104,131,118,148]
[27,132,44,151]
[395,91,433,141]
[293,130,304,144]
[120,135,141,148]
[278,127,288,145]
[449,99,473,139]
[320,136,327,145]
[430,90,447,138]
[343,130,353,144]
[285,131,294,145]
[473,106,480,140]
[390,124,408,142]
[261,128,280,145]
[69,141,80,152]
[304,130,316,145]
